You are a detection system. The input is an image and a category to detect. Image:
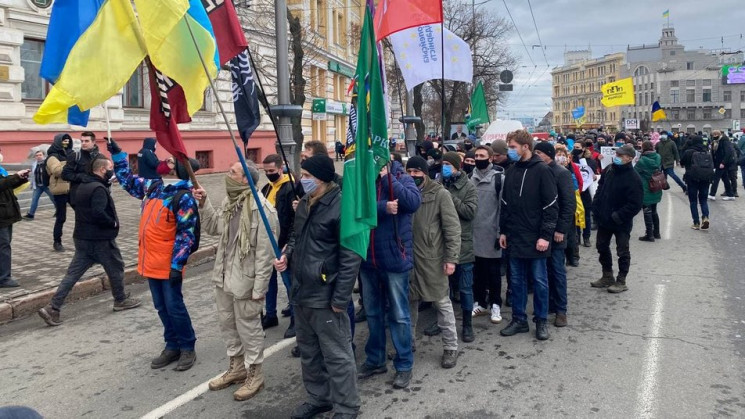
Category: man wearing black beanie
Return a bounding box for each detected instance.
[275,153,362,418]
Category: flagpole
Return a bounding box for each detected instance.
[182,18,286,268]
[102,103,112,139]
[440,19,446,139]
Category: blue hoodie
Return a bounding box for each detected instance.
[137,137,161,180]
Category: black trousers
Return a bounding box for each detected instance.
[710,168,733,197]
[473,256,502,308]
[596,226,631,278]
[52,194,70,243]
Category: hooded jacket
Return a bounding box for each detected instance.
[499,154,558,258]
[45,133,73,195]
[361,160,421,273]
[655,137,680,169]
[62,143,101,204]
[0,173,27,228]
[635,151,663,206]
[137,138,161,179]
[441,171,477,264]
[72,174,119,241]
[681,139,711,181]
[546,161,576,250]
[592,163,643,233]
[711,135,734,168]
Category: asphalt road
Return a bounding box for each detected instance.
[1,176,744,418]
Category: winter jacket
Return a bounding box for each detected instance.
[46,133,73,195]
[112,152,198,279]
[72,174,119,241]
[62,144,101,204]
[711,136,734,168]
[200,194,278,300]
[547,161,576,250]
[361,161,421,273]
[737,137,745,162]
[681,141,711,182]
[634,152,663,206]
[470,164,503,259]
[655,138,680,169]
[261,175,297,249]
[410,177,461,302]
[284,184,361,310]
[0,173,27,228]
[137,138,161,179]
[499,154,558,259]
[592,163,643,233]
[441,172,477,264]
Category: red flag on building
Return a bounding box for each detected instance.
[373,0,443,42]
[147,60,190,159]
[204,0,247,64]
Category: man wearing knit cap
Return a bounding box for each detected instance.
[438,152,478,342]
[490,139,513,171]
[405,156,461,369]
[274,154,362,419]
[591,144,643,293]
[534,142,576,327]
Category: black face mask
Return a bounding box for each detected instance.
[462,163,474,174]
[104,170,114,181]
[266,172,281,183]
[475,159,490,170]
[411,176,425,187]
[572,149,583,157]
[464,143,473,151]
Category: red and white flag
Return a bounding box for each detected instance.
[374,0,443,41]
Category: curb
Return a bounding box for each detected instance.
[0,244,217,325]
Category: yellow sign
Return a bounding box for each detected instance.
[601,77,635,107]
[718,107,726,115]
[0,65,9,81]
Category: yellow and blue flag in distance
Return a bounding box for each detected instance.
[652,101,667,121]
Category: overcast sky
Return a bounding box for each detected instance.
[479,0,745,121]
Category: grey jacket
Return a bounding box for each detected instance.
[470,164,503,259]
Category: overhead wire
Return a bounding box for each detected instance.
[501,0,536,67]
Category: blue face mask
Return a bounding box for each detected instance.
[442,165,453,178]
[507,149,520,162]
[612,156,624,165]
[301,178,318,194]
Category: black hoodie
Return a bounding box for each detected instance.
[137,137,161,179]
[46,133,73,162]
[62,141,100,205]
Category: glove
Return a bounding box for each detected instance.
[169,268,183,283]
[105,137,122,155]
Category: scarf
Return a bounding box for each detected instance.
[223,176,254,259]
[266,174,290,206]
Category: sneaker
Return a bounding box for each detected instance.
[151,349,181,369]
[38,304,62,326]
[393,370,412,389]
[490,304,502,324]
[174,350,197,371]
[500,320,529,336]
[113,297,142,312]
[701,217,710,230]
[441,349,458,369]
[708,195,716,201]
[723,196,736,201]
[0,278,20,288]
[357,363,387,379]
[53,242,65,252]
[472,304,488,317]
[691,223,700,230]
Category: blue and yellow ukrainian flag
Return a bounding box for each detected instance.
[652,101,667,121]
[134,0,219,115]
[34,0,147,125]
[662,9,669,18]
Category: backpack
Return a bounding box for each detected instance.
[688,151,714,182]
[171,189,201,254]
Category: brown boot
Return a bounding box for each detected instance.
[590,271,615,288]
[208,355,247,391]
[233,364,265,401]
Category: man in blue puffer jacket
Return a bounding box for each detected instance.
[357,160,421,390]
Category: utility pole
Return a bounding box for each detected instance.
[272,0,302,166]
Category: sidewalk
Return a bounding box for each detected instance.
[0,173,233,323]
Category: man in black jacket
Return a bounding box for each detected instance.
[0,162,29,288]
[591,145,643,293]
[499,130,558,341]
[709,130,735,200]
[681,135,713,229]
[38,157,140,326]
[62,131,101,205]
[534,142,576,327]
[137,137,161,179]
[274,154,362,419]
[261,153,298,337]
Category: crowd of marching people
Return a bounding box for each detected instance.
[0,127,743,418]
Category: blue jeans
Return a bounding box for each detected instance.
[456,263,474,312]
[0,225,11,281]
[508,258,549,322]
[359,267,413,372]
[686,179,710,224]
[265,269,292,318]
[663,167,686,190]
[546,247,567,314]
[28,186,53,217]
[148,279,196,351]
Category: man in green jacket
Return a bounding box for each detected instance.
[405,156,461,369]
[655,133,686,193]
[439,152,478,342]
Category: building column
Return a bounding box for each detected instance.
[0,9,27,125]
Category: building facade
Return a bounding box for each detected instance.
[622,26,744,134]
[551,51,626,132]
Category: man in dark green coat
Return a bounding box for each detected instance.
[635,141,663,242]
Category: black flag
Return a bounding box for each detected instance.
[231,50,261,145]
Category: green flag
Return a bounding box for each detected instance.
[340,5,389,259]
[466,81,490,131]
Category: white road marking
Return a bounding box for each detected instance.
[141,337,296,419]
[636,284,666,419]
[664,191,673,240]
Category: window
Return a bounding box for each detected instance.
[703,109,712,119]
[670,80,679,87]
[741,109,745,118]
[724,109,731,118]
[741,91,745,102]
[703,90,711,102]
[122,65,144,108]
[687,109,696,120]
[671,90,679,103]
[723,91,732,101]
[195,151,213,169]
[671,110,679,120]
[686,89,695,102]
[21,39,47,100]
[650,82,655,90]
[686,80,696,87]
[686,62,694,70]
[670,51,676,56]
[703,79,711,86]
